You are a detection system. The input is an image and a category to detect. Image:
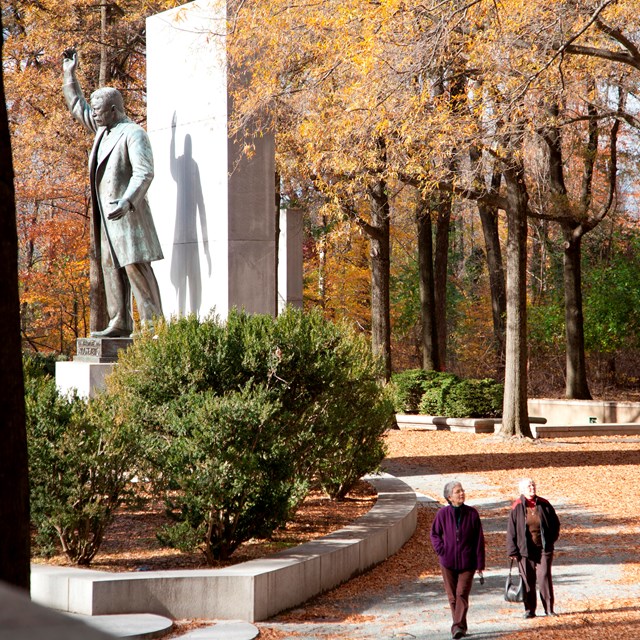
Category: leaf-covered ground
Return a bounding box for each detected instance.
[37,428,640,639]
[34,481,377,572]
[256,430,640,640]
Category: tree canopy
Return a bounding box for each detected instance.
[5,0,640,426]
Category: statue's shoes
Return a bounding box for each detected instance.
[90,325,132,338]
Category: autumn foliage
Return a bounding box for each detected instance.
[5,0,640,398]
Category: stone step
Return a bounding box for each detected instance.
[176,621,259,639]
[67,613,172,639]
[533,423,640,438]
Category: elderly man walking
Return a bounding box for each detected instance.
[62,48,163,337]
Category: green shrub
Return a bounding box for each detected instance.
[23,352,64,379]
[418,372,460,415]
[442,378,504,418]
[107,307,392,561]
[389,369,433,413]
[153,386,299,562]
[26,374,142,565]
[414,372,503,418]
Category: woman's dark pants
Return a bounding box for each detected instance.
[440,566,475,636]
[518,551,554,615]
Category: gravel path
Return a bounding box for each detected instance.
[261,455,640,640]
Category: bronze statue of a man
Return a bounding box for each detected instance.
[62,48,163,338]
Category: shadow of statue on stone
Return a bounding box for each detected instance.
[169,111,212,317]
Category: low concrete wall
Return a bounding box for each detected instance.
[31,474,417,623]
[533,423,640,438]
[528,399,640,426]
[395,415,546,433]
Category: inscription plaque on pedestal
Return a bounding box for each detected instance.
[74,337,133,363]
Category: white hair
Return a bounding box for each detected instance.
[518,478,535,495]
[443,480,463,502]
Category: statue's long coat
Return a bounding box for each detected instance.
[63,81,163,268]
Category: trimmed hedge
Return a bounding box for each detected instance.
[390,369,503,418]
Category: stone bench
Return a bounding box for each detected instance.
[533,423,640,438]
[395,414,546,434]
[31,474,417,623]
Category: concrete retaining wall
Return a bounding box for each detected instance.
[528,398,640,426]
[31,474,417,623]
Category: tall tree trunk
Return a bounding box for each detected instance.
[99,3,109,86]
[369,178,392,381]
[477,201,506,378]
[0,22,30,589]
[318,215,327,308]
[562,225,592,399]
[542,100,594,400]
[90,2,112,333]
[529,218,549,303]
[416,196,439,370]
[470,145,506,376]
[498,159,532,439]
[434,192,451,369]
[89,200,108,333]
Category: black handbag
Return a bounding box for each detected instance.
[504,559,524,602]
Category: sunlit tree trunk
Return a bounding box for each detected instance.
[416,196,439,370]
[318,215,327,308]
[0,17,30,588]
[498,156,532,439]
[529,218,549,303]
[369,176,392,381]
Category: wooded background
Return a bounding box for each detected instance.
[5,0,640,405]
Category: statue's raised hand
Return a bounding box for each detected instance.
[62,47,78,75]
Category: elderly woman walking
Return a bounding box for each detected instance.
[507,478,560,618]
[430,481,485,640]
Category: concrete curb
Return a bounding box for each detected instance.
[395,414,546,433]
[31,474,417,623]
[396,413,640,438]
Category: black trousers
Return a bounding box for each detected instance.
[518,551,554,615]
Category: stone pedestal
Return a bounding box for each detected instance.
[55,338,133,399]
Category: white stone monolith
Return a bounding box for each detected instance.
[146,0,277,320]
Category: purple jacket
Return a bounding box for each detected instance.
[430,503,485,572]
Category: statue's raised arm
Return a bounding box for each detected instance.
[62,48,98,134]
[60,47,164,339]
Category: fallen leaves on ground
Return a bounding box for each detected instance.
[258,429,640,639]
[34,480,377,572]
